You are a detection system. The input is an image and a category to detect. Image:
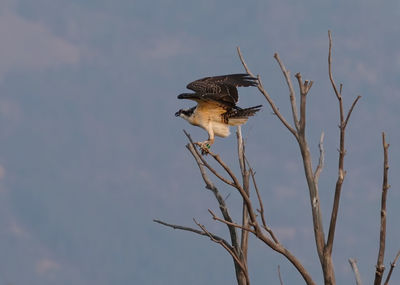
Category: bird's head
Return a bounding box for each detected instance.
[175,107,195,121]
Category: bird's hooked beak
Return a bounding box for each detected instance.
[175,110,180,117]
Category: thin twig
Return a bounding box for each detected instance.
[349,258,362,285]
[208,149,245,193]
[278,265,284,285]
[249,167,266,227]
[237,46,253,76]
[314,131,325,184]
[153,219,232,249]
[274,53,300,131]
[328,30,341,101]
[248,166,279,244]
[374,132,390,285]
[384,250,400,285]
[344,96,362,128]
[244,154,280,244]
[208,209,256,234]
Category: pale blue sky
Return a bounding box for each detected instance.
[0,0,399,284]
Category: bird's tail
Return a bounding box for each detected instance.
[231,105,262,117]
[226,105,262,125]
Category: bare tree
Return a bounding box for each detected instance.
[155,31,398,284]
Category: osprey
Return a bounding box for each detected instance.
[175,73,261,152]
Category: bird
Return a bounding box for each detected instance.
[175,73,262,153]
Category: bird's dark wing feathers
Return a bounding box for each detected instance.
[185,73,257,106]
[177,92,235,108]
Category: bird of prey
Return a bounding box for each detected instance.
[175,73,261,153]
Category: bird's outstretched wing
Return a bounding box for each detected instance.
[178,74,258,107]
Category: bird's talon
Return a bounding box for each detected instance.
[194,142,211,155]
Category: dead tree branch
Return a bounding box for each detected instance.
[374,132,391,285]
[278,265,284,285]
[237,127,250,262]
[153,219,232,249]
[314,131,325,184]
[274,53,300,131]
[295,72,313,134]
[248,166,279,244]
[184,130,235,187]
[208,209,256,234]
[326,31,361,259]
[384,250,400,285]
[328,31,342,102]
[349,258,362,285]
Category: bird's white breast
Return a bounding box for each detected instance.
[185,104,231,137]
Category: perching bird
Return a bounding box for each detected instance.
[175,73,261,153]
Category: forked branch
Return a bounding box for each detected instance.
[326,31,361,256]
[185,138,240,248]
[184,130,235,187]
[237,47,298,138]
[295,72,314,134]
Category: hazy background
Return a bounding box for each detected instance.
[1,0,399,284]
